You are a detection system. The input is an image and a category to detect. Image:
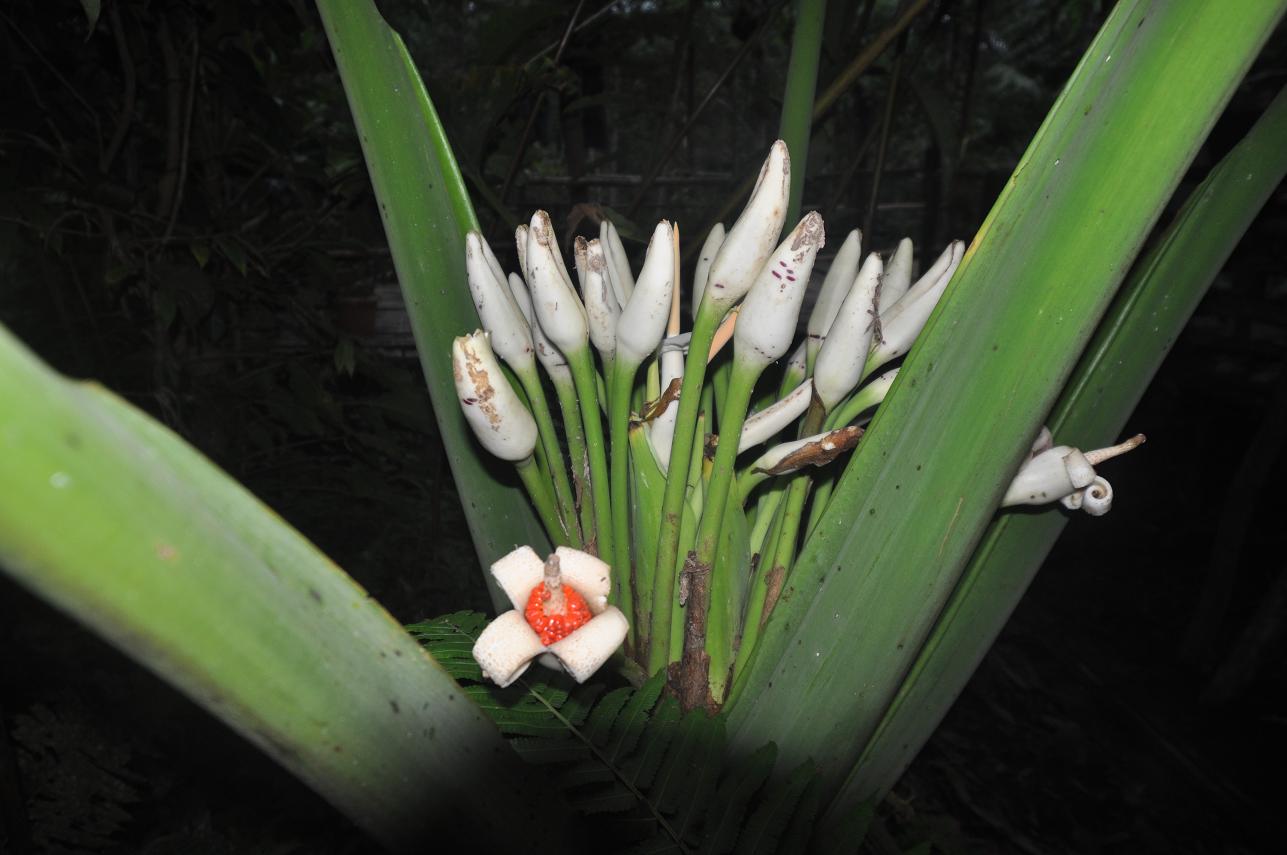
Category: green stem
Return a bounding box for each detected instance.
[518,365,580,546]
[568,347,614,565]
[778,0,828,230]
[608,358,638,642]
[552,375,594,545]
[804,471,836,539]
[515,456,569,546]
[648,303,723,673]
[688,360,760,694]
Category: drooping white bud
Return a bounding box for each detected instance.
[734,211,825,370]
[509,272,572,382]
[526,211,589,357]
[807,229,863,361]
[616,220,676,367]
[453,331,538,462]
[880,238,914,309]
[578,239,620,364]
[1002,435,1143,509]
[600,219,635,309]
[748,426,863,476]
[738,379,813,453]
[692,223,726,318]
[814,252,883,411]
[465,232,533,371]
[702,141,791,311]
[868,240,964,369]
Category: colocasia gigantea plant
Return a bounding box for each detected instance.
[2,0,1284,851]
[453,142,1143,709]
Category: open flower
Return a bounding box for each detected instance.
[472,546,628,688]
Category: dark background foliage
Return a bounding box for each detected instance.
[0,0,1283,852]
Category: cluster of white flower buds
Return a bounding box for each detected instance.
[454,140,1143,686]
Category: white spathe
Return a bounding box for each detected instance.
[472,546,628,688]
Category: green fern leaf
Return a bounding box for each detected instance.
[736,760,816,855]
[699,742,777,855]
[810,799,875,854]
[622,696,682,790]
[511,737,592,765]
[652,709,713,814]
[605,669,667,760]
[463,681,572,737]
[584,686,634,746]
[405,611,487,681]
[672,715,726,839]
[776,777,821,855]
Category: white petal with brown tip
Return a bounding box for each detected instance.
[472,610,545,688]
[452,332,538,462]
[489,545,547,611]
[546,607,629,683]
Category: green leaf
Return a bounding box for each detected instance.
[727,0,1286,791]
[834,81,1287,810]
[736,760,816,855]
[700,743,777,855]
[315,0,548,590]
[0,327,567,852]
[78,0,101,34]
[778,0,827,229]
[606,669,668,761]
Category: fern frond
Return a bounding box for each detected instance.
[411,611,866,854]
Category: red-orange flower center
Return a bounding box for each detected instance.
[524,582,592,645]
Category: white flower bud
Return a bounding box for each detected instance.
[600,219,635,309]
[573,236,589,288]
[515,225,529,282]
[453,331,538,462]
[692,223,726,318]
[1002,445,1096,507]
[526,211,589,356]
[807,229,863,360]
[734,211,825,370]
[814,252,883,411]
[509,273,571,382]
[702,140,790,311]
[738,379,813,453]
[869,240,964,368]
[880,237,914,309]
[616,220,676,367]
[465,232,533,372]
[578,239,620,364]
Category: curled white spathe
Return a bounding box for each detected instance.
[600,219,635,309]
[692,223,726,318]
[880,237,914,309]
[1002,445,1095,507]
[465,231,533,372]
[869,240,965,370]
[702,141,790,311]
[814,251,883,412]
[509,272,571,382]
[472,546,628,687]
[738,379,813,453]
[807,228,862,357]
[616,220,676,367]
[453,331,538,462]
[579,238,620,364]
[734,211,825,370]
[526,211,589,356]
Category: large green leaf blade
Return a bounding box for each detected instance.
[315,0,548,577]
[727,0,1285,788]
[833,82,1287,809]
[0,327,571,852]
